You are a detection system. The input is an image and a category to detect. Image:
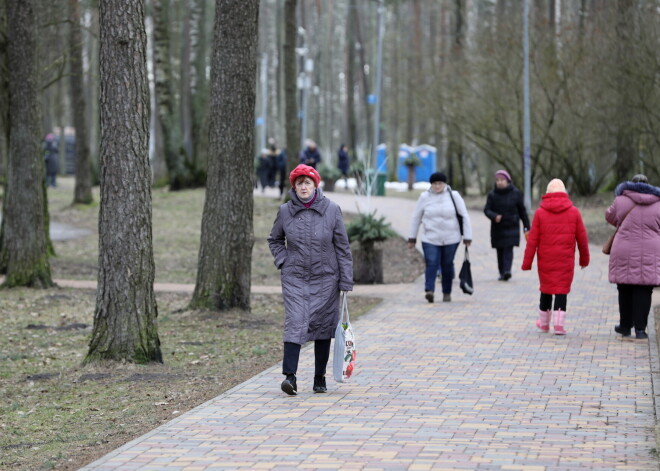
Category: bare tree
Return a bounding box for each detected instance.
[190,0,259,311]
[0,0,53,288]
[69,0,93,205]
[283,0,299,176]
[0,1,8,186]
[86,0,161,364]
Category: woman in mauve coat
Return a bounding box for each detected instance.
[522,179,590,335]
[606,174,660,340]
[268,164,353,396]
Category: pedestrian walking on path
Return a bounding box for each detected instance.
[522,178,590,335]
[606,173,660,340]
[267,164,353,396]
[408,172,472,303]
[484,169,530,281]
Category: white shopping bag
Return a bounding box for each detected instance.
[333,293,356,383]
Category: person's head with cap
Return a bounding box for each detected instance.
[546,178,566,194]
[494,169,512,189]
[632,174,648,184]
[429,172,447,193]
[289,164,320,200]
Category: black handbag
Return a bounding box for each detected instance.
[459,247,474,295]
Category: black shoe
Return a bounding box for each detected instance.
[281,374,297,395]
[614,325,631,337]
[425,291,434,303]
[313,375,327,393]
[498,275,505,281]
[503,272,511,281]
[635,329,648,340]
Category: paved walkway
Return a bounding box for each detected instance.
[80,188,659,470]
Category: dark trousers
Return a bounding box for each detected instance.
[539,293,567,312]
[422,241,459,294]
[617,284,653,331]
[282,339,332,377]
[496,246,514,276]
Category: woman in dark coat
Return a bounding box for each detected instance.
[268,164,353,395]
[484,169,530,281]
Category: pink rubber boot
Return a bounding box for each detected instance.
[536,309,551,333]
[553,309,566,335]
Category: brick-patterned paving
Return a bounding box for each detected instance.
[81,192,659,470]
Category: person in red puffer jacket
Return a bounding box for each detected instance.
[522,178,590,335]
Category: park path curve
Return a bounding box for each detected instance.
[81,188,659,470]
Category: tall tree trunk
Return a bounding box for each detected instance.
[190,0,259,311]
[283,0,299,176]
[191,0,208,179]
[614,0,636,181]
[0,1,8,186]
[69,0,93,205]
[0,0,53,288]
[86,0,161,364]
[153,0,194,190]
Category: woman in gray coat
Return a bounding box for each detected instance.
[268,164,353,395]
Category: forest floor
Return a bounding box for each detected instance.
[0,178,639,471]
[0,178,421,471]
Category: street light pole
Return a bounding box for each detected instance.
[522,0,532,213]
[372,0,385,172]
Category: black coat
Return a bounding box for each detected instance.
[484,184,530,248]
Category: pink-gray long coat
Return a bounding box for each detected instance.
[606,181,660,286]
[268,188,353,345]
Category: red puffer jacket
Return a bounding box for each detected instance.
[522,192,590,294]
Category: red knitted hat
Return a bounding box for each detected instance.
[289,164,320,187]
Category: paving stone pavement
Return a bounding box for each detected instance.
[82,189,659,470]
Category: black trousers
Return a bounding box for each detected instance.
[617,284,653,331]
[496,246,514,276]
[282,339,332,377]
[539,293,567,312]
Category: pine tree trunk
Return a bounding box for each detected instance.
[190,0,259,311]
[1,0,53,288]
[69,0,93,205]
[0,1,8,186]
[86,0,161,364]
[152,0,192,190]
[283,0,300,177]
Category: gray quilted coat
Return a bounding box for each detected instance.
[268,188,353,345]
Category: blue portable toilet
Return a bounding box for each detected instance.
[413,145,436,183]
[375,144,387,173]
[397,144,415,182]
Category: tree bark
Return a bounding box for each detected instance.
[191,0,259,311]
[86,0,161,364]
[0,0,53,288]
[152,0,199,190]
[283,0,299,177]
[69,0,93,205]
[0,1,8,186]
[613,0,636,182]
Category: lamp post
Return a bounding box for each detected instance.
[259,53,268,152]
[372,0,385,172]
